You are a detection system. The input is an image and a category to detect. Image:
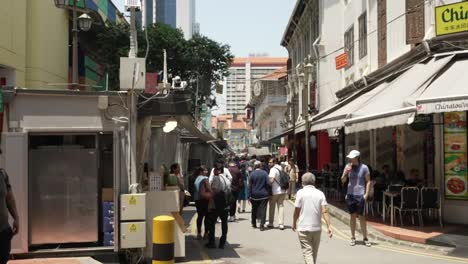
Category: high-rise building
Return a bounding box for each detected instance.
[224,57,287,115]
[142,0,196,39]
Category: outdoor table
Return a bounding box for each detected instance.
[382,191,400,226]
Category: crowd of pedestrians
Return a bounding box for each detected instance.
[189,149,371,264]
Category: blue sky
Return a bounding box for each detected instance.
[113,0,296,57]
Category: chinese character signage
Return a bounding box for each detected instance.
[444,112,468,200]
[436,2,468,36]
[335,53,348,70]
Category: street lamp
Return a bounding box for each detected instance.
[54,0,93,89]
[78,13,93,31]
[54,0,67,8]
[302,60,314,173]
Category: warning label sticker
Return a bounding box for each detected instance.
[128,196,137,206]
[129,224,137,233]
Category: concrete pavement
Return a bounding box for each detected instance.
[181,200,468,264]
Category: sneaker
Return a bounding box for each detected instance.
[252,224,257,229]
[259,226,265,231]
[229,216,236,222]
[350,238,356,246]
[267,225,274,229]
[279,225,285,230]
[217,219,222,223]
[364,238,371,247]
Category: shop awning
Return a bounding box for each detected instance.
[248,146,271,156]
[343,55,454,134]
[266,127,294,142]
[310,81,390,132]
[177,115,215,143]
[416,55,468,114]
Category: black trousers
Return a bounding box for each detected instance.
[229,191,240,217]
[251,199,268,227]
[207,208,228,246]
[0,227,12,264]
[195,200,209,235]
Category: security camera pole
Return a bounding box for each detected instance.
[128,4,139,193]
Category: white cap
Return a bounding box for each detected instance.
[346,150,360,159]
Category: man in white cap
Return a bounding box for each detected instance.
[341,150,371,247]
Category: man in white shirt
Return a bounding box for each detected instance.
[293,173,332,264]
[267,158,287,230]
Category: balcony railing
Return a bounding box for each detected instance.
[255,94,287,118]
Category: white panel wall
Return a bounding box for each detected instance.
[386,1,411,63]
[318,0,343,111]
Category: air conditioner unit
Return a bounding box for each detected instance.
[124,0,141,11]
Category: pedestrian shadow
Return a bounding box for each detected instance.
[204,241,242,260]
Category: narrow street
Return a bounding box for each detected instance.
[182,200,468,264]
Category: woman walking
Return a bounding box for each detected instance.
[237,163,249,213]
[193,166,212,240]
[170,163,185,214]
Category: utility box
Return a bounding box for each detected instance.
[121,193,146,221]
[120,222,146,248]
[119,57,146,90]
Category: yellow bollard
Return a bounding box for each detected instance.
[153,215,175,264]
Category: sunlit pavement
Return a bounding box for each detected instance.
[181,201,468,264]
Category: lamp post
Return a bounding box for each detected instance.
[304,61,314,172]
[54,0,93,89]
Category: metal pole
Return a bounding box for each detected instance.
[292,96,297,160]
[128,7,138,193]
[305,75,310,172]
[72,0,78,89]
[194,76,199,122]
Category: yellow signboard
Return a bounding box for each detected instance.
[436,2,468,36]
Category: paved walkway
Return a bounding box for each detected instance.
[328,200,468,258]
[181,200,468,264]
[9,258,102,264]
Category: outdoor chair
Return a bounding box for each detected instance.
[394,187,422,227]
[365,181,376,217]
[420,187,443,227]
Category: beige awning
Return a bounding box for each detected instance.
[310,81,390,132]
[344,55,454,134]
[416,55,468,114]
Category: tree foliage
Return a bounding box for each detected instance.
[96,22,233,100]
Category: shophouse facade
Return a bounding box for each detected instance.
[283,0,468,224]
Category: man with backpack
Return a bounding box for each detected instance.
[268,158,289,230]
[228,160,244,222]
[206,160,231,249]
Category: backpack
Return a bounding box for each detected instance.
[275,168,290,190]
[212,174,234,210]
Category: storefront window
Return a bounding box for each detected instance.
[443,112,468,200]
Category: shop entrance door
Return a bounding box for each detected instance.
[29,138,99,245]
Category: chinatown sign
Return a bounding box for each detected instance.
[417,99,468,114]
[436,1,468,36]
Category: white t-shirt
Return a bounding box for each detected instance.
[269,164,286,195]
[294,185,328,232]
[209,168,233,182]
